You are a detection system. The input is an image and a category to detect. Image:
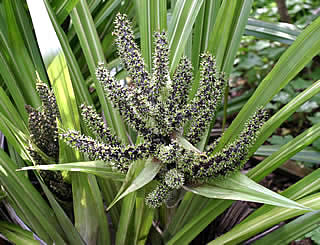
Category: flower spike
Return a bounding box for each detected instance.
[80,104,120,145]
[25,81,71,201]
[161,56,193,133]
[186,53,226,145]
[113,13,150,92]
[151,31,170,99]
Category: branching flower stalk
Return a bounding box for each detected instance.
[61,13,268,208]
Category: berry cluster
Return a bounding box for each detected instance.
[61,13,268,208]
[25,81,71,201]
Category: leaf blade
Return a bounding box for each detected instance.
[107,159,161,210]
[185,172,309,210]
[20,161,125,182]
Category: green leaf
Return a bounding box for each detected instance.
[312,138,320,151]
[209,163,320,244]
[107,158,161,210]
[237,52,263,70]
[251,40,271,51]
[308,112,320,125]
[134,189,155,245]
[115,192,136,245]
[19,161,125,181]
[305,226,320,245]
[39,180,86,245]
[291,78,313,90]
[3,0,40,108]
[51,0,79,24]
[70,0,128,142]
[135,0,167,72]
[215,16,320,152]
[248,121,320,182]
[207,0,253,74]
[246,167,320,225]
[192,0,222,70]
[208,193,320,245]
[251,80,320,156]
[245,18,301,45]
[72,173,111,245]
[271,91,291,103]
[0,48,28,123]
[185,172,309,210]
[97,178,121,227]
[255,145,320,164]
[252,210,320,245]
[267,135,294,145]
[0,149,66,244]
[0,221,41,245]
[298,101,318,112]
[0,111,30,160]
[45,0,93,106]
[166,199,232,245]
[168,0,204,74]
[0,87,28,133]
[94,0,123,28]
[14,0,48,83]
[27,0,80,131]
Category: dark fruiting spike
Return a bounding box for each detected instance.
[151,31,170,99]
[190,108,268,179]
[25,103,58,160]
[164,169,185,189]
[80,104,120,145]
[185,53,226,145]
[25,82,71,200]
[160,56,193,133]
[145,182,171,208]
[113,13,150,93]
[60,130,151,173]
[96,64,157,139]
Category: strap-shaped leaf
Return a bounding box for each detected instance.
[209,193,320,245]
[252,210,320,245]
[185,172,310,210]
[168,0,204,74]
[0,149,65,244]
[26,2,111,244]
[245,18,301,45]
[20,161,125,182]
[0,221,41,245]
[51,0,79,24]
[27,0,80,131]
[107,158,161,210]
[255,145,320,164]
[215,16,320,151]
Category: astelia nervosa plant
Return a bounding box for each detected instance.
[60,13,268,208]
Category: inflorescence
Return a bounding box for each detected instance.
[25,81,71,201]
[60,13,268,208]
